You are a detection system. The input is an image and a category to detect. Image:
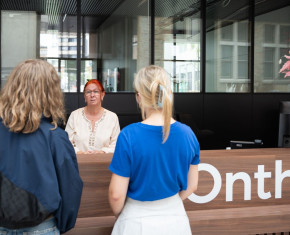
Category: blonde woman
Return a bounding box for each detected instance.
[109,65,200,235]
[0,59,83,234]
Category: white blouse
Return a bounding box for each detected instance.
[65,108,120,153]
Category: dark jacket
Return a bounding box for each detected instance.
[0,117,83,233]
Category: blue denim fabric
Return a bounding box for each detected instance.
[0,218,59,235]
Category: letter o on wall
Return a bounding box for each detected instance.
[188,163,222,204]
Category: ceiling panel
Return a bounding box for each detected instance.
[1,0,124,16]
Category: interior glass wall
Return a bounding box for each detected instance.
[154,0,201,93]
[254,1,290,92]
[1,0,149,93]
[206,0,250,92]
[1,0,290,94]
[95,0,150,92]
[1,11,38,86]
[41,10,78,92]
[1,0,78,92]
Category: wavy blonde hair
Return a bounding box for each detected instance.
[134,65,173,143]
[0,59,66,133]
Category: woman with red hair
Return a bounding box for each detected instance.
[65,79,120,154]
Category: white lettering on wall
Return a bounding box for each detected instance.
[188,160,290,204]
[254,165,271,200]
[188,163,221,204]
[275,160,290,198]
[226,172,251,201]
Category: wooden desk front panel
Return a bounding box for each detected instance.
[76,154,112,217]
[184,151,290,210]
[76,148,290,218]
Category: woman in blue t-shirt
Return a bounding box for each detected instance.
[108,65,200,235]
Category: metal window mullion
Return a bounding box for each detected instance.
[201,0,206,93]
[77,0,81,94]
[150,0,155,65]
[250,0,255,93]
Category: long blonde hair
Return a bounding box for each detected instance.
[0,59,66,133]
[134,65,173,143]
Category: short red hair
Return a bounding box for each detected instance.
[84,79,104,92]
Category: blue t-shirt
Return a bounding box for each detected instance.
[109,121,200,201]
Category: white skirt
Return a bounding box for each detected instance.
[111,194,192,235]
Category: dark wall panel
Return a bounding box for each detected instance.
[64,92,290,150]
[204,94,252,149]
[66,92,139,115]
[64,93,79,115]
[253,94,290,148]
[102,93,138,114]
[98,93,141,129]
[174,93,203,126]
[174,94,211,149]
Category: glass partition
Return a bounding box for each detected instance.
[80,59,97,91]
[154,0,201,93]
[87,0,150,92]
[1,0,149,92]
[254,1,290,92]
[40,4,77,92]
[206,0,250,92]
[1,0,290,94]
[1,11,38,86]
[1,1,77,92]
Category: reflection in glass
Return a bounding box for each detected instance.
[221,45,233,78]
[238,46,248,79]
[47,58,77,92]
[81,60,97,91]
[206,0,250,92]
[254,2,290,92]
[88,0,150,92]
[238,22,248,42]
[2,0,290,94]
[164,61,200,93]
[221,24,233,41]
[280,26,290,44]
[264,24,275,43]
[40,8,77,92]
[154,0,201,93]
[60,60,77,92]
[1,1,77,92]
[263,48,274,80]
[79,14,99,90]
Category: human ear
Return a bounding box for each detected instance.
[101,91,105,101]
[136,92,142,104]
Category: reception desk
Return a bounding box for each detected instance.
[66,148,290,235]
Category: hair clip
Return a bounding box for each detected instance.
[158,85,165,108]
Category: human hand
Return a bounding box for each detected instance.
[92,150,105,154]
[80,150,105,154]
[77,150,94,154]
